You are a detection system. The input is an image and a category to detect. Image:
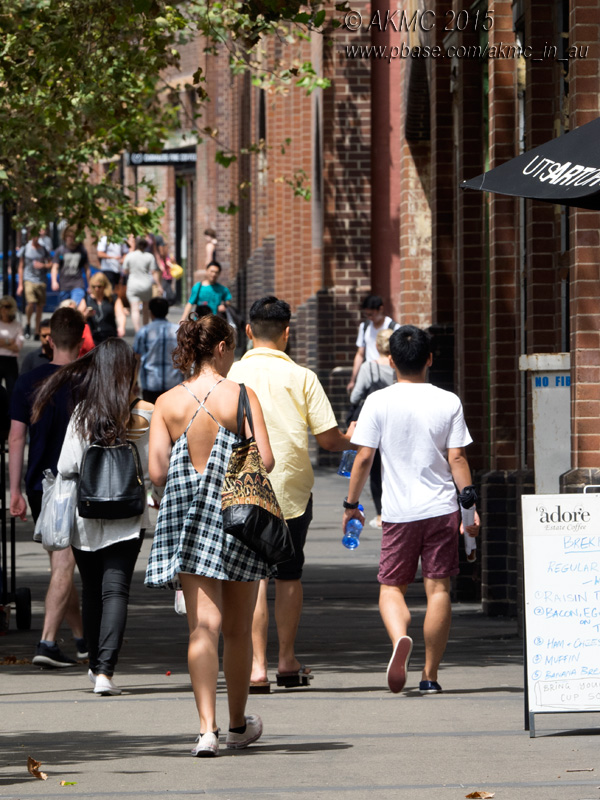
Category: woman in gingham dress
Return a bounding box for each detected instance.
[146,314,274,758]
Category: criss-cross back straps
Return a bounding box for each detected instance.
[181,379,224,433]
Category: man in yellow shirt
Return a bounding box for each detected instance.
[228,296,353,689]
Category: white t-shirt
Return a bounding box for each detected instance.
[98,236,124,274]
[351,382,472,523]
[355,316,400,362]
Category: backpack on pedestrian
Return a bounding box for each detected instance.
[346,361,394,425]
[361,318,397,338]
[77,400,145,520]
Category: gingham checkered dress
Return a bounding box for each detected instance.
[145,382,269,588]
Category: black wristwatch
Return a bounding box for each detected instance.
[343,498,360,509]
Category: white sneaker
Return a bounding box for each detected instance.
[369,516,382,529]
[93,674,122,696]
[88,669,96,686]
[226,715,263,749]
[191,731,219,758]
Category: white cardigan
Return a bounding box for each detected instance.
[58,407,153,551]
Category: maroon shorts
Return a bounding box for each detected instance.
[377,510,461,586]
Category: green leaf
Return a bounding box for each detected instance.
[215,151,237,168]
[313,9,326,27]
[217,201,239,215]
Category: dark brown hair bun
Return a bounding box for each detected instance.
[173,313,234,374]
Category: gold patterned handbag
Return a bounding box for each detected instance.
[222,385,294,566]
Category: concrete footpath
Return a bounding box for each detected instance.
[1,469,600,800]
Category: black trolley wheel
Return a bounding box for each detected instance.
[15,587,31,630]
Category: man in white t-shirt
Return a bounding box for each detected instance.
[343,325,480,696]
[347,295,399,393]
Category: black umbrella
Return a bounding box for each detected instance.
[461,116,600,210]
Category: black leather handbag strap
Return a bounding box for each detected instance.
[236,384,255,438]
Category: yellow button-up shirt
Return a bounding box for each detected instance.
[228,348,338,520]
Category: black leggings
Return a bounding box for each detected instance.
[73,534,144,677]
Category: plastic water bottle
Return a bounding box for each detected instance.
[337,450,356,477]
[342,504,364,549]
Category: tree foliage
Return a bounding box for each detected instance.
[0,0,339,237]
[0,0,186,237]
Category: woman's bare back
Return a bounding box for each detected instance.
[163,378,242,474]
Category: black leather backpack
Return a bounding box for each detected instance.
[77,439,145,520]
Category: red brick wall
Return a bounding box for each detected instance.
[370,0,402,311]
[430,0,455,326]
[396,135,432,328]
[568,0,600,470]
[487,0,520,471]
[453,19,488,468]
[524,2,563,358]
[321,1,372,368]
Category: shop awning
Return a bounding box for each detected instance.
[461,117,600,210]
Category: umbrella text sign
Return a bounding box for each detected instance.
[461,117,600,210]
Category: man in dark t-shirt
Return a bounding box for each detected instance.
[9,308,85,668]
[11,363,71,496]
[19,318,52,375]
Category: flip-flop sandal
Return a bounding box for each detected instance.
[386,635,413,693]
[249,680,271,694]
[276,665,313,688]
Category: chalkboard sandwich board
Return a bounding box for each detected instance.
[522,493,600,737]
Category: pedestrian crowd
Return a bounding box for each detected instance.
[5,261,480,759]
[0,227,185,403]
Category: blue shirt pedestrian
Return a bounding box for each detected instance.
[133,317,182,399]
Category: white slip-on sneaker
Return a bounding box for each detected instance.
[386,635,413,693]
[226,715,263,749]
[191,732,219,758]
[93,674,122,696]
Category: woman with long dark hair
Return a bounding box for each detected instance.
[145,314,273,757]
[32,338,153,696]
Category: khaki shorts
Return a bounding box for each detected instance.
[24,281,46,306]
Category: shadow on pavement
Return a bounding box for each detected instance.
[0,729,351,779]
[2,523,521,680]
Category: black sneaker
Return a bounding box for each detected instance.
[75,637,88,659]
[24,324,31,339]
[32,642,78,668]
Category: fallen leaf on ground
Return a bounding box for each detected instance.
[27,756,47,780]
[60,780,77,785]
[466,793,495,799]
[1,655,32,664]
